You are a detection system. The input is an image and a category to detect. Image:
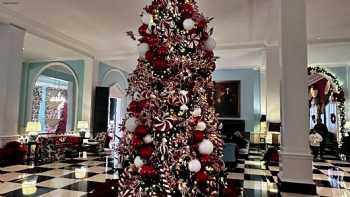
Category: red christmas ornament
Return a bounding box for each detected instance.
[157,46,168,56]
[154,58,168,70]
[139,146,154,159]
[145,50,154,63]
[132,137,143,149]
[129,101,139,113]
[181,3,194,18]
[138,24,149,36]
[145,34,159,47]
[200,155,210,165]
[140,164,156,177]
[135,125,148,137]
[193,132,205,143]
[195,170,208,185]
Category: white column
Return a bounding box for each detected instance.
[81,58,99,129]
[0,24,25,146]
[266,46,281,123]
[278,0,316,194]
[260,68,267,116]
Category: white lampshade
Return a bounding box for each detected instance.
[77,121,89,130]
[345,121,350,129]
[25,122,42,133]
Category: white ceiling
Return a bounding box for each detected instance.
[1,0,350,70]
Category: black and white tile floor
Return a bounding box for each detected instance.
[1,148,350,196]
[227,147,350,196]
[0,154,119,197]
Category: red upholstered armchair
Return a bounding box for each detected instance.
[0,141,27,166]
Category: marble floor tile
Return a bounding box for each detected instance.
[38,189,86,197]
[37,169,72,177]
[0,165,31,172]
[0,182,21,194]
[0,172,29,182]
[37,177,79,189]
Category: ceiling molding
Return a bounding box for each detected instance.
[0,5,96,58]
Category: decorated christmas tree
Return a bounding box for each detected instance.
[118,0,227,196]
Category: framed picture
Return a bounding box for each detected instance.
[214,81,240,117]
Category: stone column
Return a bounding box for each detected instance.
[81,58,99,129]
[0,24,25,147]
[277,0,316,194]
[266,46,281,123]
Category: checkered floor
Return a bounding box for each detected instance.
[0,153,119,196]
[1,149,350,196]
[227,147,350,196]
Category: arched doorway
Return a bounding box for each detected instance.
[308,66,346,156]
[28,62,79,133]
[101,68,128,146]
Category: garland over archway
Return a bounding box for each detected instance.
[307,66,346,136]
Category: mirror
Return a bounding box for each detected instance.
[30,64,78,133]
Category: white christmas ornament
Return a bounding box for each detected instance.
[137,43,149,58]
[183,18,195,31]
[143,134,153,144]
[205,37,216,50]
[199,139,214,155]
[196,121,206,131]
[134,156,144,168]
[192,108,202,117]
[125,117,139,132]
[141,11,153,25]
[188,159,201,172]
[180,104,189,111]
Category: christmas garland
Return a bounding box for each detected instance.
[307,66,346,137]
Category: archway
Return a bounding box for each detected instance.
[101,68,128,146]
[28,62,79,133]
[307,66,346,152]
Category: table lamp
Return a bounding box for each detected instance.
[77,121,89,138]
[26,122,42,136]
[344,121,350,136]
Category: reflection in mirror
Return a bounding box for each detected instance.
[30,65,76,133]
